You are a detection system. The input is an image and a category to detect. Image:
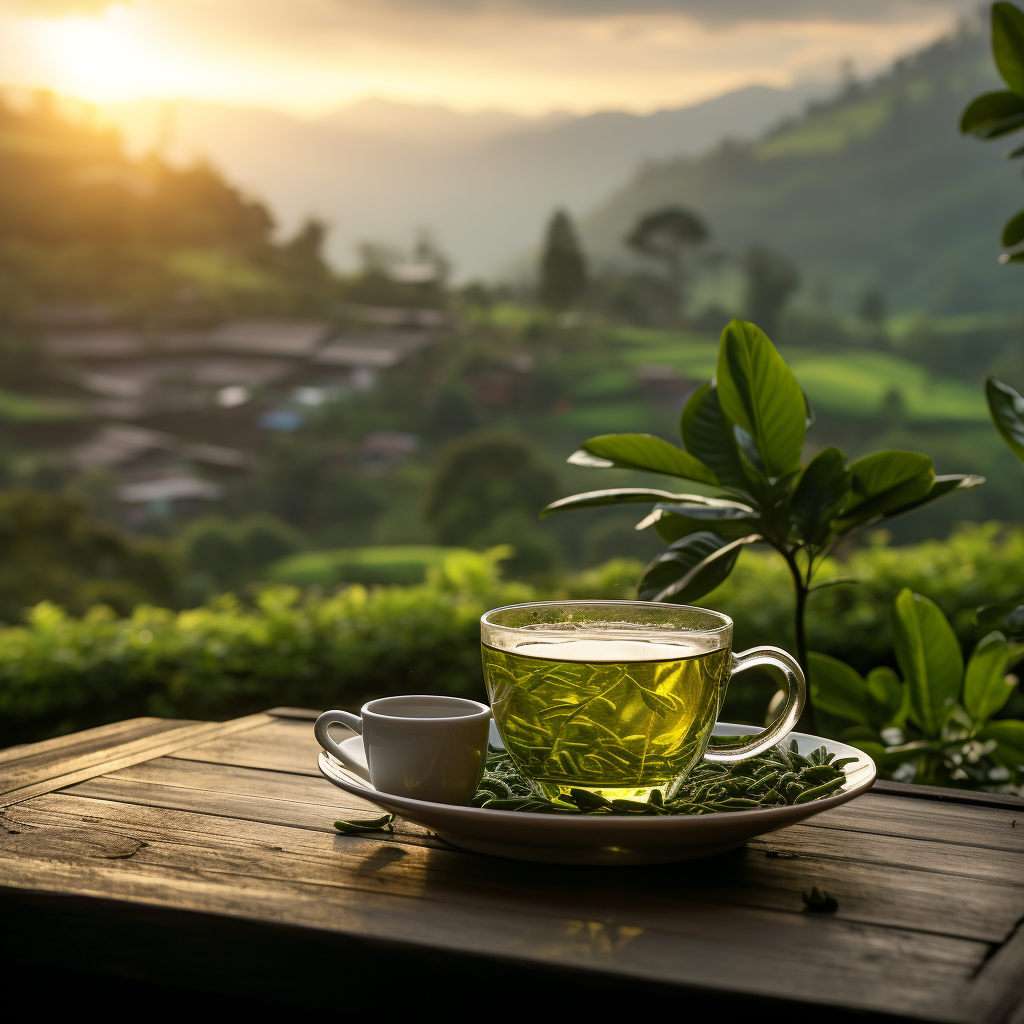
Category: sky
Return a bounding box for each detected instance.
[0,0,982,117]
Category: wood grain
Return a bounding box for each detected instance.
[0,716,193,767]
[3,708,1022,1021]
[39,768,1024,943]
[958,919,1024,1024]
[171,717,327,776]
[0,714,272,808]
[804,792,1024,854]
[0,802,986,1020]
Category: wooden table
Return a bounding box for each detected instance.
[1,708,1022,1020]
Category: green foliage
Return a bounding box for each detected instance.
[741,246,799,340]
[985,376,1024,462]
[624,206,708,315]
[0,90,335,316]
[427,431,560,577]
[584,27,1019,315]
[0,547,531,746]
[961,3,1024,256]
[810,589,1024,791]
[543,318,982,727]
[539,209,588,311]
[182,512,302,593]
[0,488,179,621]
[269,545,471,587]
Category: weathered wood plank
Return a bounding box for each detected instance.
[748,825,1023,885]
[35,776,1024,944]
[958,919,1024,1024]
[805,793,1024,854]
[0,717,194,773]
[873,780,1024,811]
[0,814,985,1020]
[171,717,328,776]
[66,770,418,838]
[9,791,1008,951]
[0,714,273,808]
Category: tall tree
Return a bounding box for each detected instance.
[625,206,708,316]
[539,210,588,310]
[742,245,800,338]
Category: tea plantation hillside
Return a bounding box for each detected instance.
[579,26,1017,315]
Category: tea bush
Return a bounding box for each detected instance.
[704,523,1024,681]
[0,548,531,746]
[4,526,1024,748]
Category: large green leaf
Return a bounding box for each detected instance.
[715,319,806,479]
[539,487,727,518]
[864,667,907,728]
[638,531,760,603]
[985,376,1024,464]
[1004,208,1024,247]
[580,433,718,485]
[837,450,934,527]
[963,631,1024,724]
[808,652,871,725]
[993,2,1024,95]
[977,719,1024,771]
[680,382,752,493]
[975,598,1024,634]
[650,503,760,544]
[883,474,985,520]
[959,89,1024,137]
[791,446,851,544]
[892,589,963,736]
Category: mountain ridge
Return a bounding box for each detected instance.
[577,27,1016,316]
[98,81,832,277]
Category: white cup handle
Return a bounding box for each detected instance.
[314,710,371,782]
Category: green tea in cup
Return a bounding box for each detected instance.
[481,601,804,801]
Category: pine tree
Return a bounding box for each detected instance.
[539,210,587,310]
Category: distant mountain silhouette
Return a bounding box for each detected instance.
[101,83,830,277]
[578,27,1018,315]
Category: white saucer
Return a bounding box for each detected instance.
[318,723,876,865]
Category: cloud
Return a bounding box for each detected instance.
[0,0,978,115]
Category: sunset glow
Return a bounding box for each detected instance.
[0,1,975,116]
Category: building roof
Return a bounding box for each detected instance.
[206,321,329,357]
[342,305,449,328]
[44,331,144,359]
[118,477,223,503]
[71,423,251,471]
[312,331,432,368]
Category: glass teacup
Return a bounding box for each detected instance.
[480,600,805,801]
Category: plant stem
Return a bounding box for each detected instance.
[781,548,816,735]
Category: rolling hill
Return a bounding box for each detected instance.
[99,83,829,278]
[578,26,1019,316]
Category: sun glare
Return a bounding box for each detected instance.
[27,7,186,104]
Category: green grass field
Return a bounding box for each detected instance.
[269,545,473,586]
[608,327,988,423]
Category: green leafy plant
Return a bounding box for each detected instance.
[542,319,983,729]
[975,376,1024,638]
[811,588,1024,791]
[960,2,1024,260]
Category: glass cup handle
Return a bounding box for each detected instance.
[704,646,806,764]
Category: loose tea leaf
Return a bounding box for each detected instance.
[472,741,855,816]
[333,813,395,834]
[802,886,839,912]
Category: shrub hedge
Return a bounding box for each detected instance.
[3,526,1024,747]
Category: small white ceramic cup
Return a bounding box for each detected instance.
[314,695,491,806]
